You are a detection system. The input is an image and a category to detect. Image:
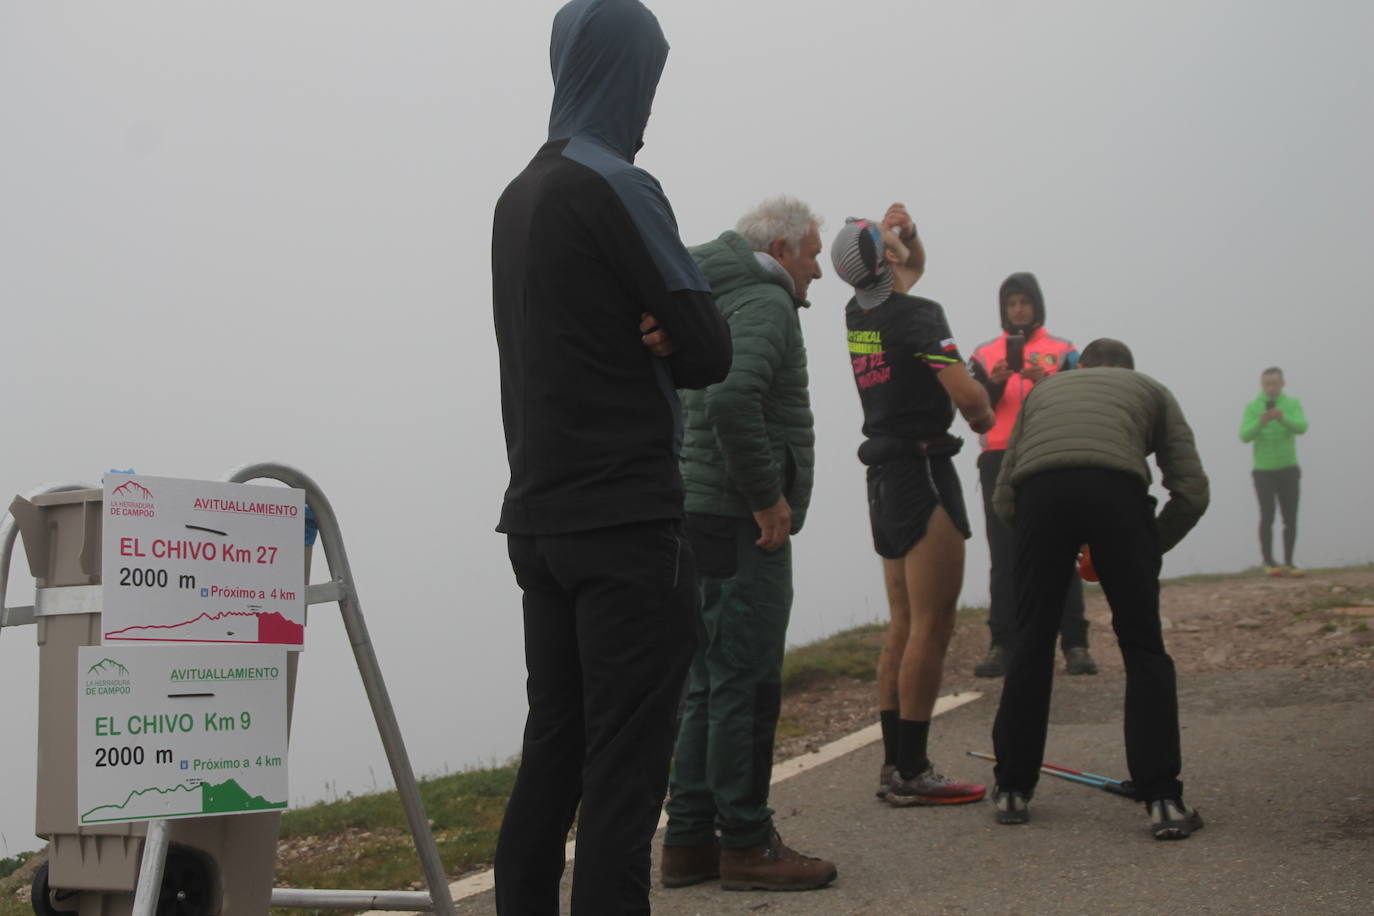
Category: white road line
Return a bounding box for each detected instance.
[363,690,983,913]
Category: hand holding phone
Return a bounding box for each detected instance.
[1006,333,1026,373]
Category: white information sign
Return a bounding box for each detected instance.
[102,474,305,647]
[77,645,289,825]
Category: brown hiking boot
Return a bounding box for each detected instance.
[719,830,837,892]
[660,839,720,888]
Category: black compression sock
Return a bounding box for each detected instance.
[880,710,899,766]
[897,719,931,779]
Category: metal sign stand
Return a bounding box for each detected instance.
[130,820,170,916]
[2,464,456,915]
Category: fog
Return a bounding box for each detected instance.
[2,0,1370,853]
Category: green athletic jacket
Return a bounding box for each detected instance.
[679,231,815,532]
[1239,392,1306,470]
[993,367,1209,553]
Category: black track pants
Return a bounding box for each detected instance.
[495,521,697,916]
[992,469,1184,803]
[979,449,1088,651]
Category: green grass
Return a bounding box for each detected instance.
[780,622,886,694]
[280,765,515,838]
[0,852,32,882]
[0,853,36,916]
[774,714,807,741]
[779,605,988,696]
[269,765,517,914]
[0,863,33,915]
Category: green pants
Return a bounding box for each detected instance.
[664,515,793,849]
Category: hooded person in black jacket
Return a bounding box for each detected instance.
[967,273,1095,678]
[490,2,731,913]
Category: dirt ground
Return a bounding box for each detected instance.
[774,566,1374,763]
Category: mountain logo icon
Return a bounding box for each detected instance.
[88,658,131,677]
[111,480,154,501]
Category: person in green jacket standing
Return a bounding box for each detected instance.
[661,196,837,893]
[1239,366,1309,576]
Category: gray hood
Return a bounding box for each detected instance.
[548,0,668,162]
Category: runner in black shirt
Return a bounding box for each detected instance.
[847,294,960,442]
[832,205,994,808]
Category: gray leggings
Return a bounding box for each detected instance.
[1253,466,1300,567]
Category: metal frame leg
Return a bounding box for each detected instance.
[131,820,171,916]
[225,462,456,915]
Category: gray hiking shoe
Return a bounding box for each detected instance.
[1065,646,1099,675]
[974,645,1009,678]
[993,787,1030,824]
[876,764,898,799]
[1148,799,1204,840]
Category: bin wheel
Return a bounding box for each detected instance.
[30,862,80,916]
[155,848,215,916]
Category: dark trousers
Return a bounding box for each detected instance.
[665,516,792,849]
[495,520,697,916]
[992,469,1184,802]
[979,450,1088,651]
[1253,466,1300,567]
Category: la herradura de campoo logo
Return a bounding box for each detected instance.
[109,479,155,519]
[86,658,132,696]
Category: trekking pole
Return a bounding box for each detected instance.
[1040,760,1132,791]
[966,751,1136,799]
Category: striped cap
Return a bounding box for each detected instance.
[830,217,893,310]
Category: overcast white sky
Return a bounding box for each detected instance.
[2,0,1370,852]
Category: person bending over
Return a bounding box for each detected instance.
[990,338,1210,840]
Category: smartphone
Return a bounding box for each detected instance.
[1265,399,1276,410]
[1006,333,1026,373]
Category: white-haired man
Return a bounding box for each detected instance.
[661,196,837,892]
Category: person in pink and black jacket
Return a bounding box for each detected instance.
[968,272,1097,678]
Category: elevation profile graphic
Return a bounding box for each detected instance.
[79,778,286,825]
[103,610,304,645]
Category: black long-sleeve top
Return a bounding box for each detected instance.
[491,0,732,535]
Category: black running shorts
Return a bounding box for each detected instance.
[866,455,972,559]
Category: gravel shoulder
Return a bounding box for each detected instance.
[773,566,1374,763]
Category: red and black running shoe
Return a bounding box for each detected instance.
[885,765,986,806]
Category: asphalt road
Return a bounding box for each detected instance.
[452,666,1373,915]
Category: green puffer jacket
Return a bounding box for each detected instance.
[680,231,815,532]
[993,367,1209,553]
